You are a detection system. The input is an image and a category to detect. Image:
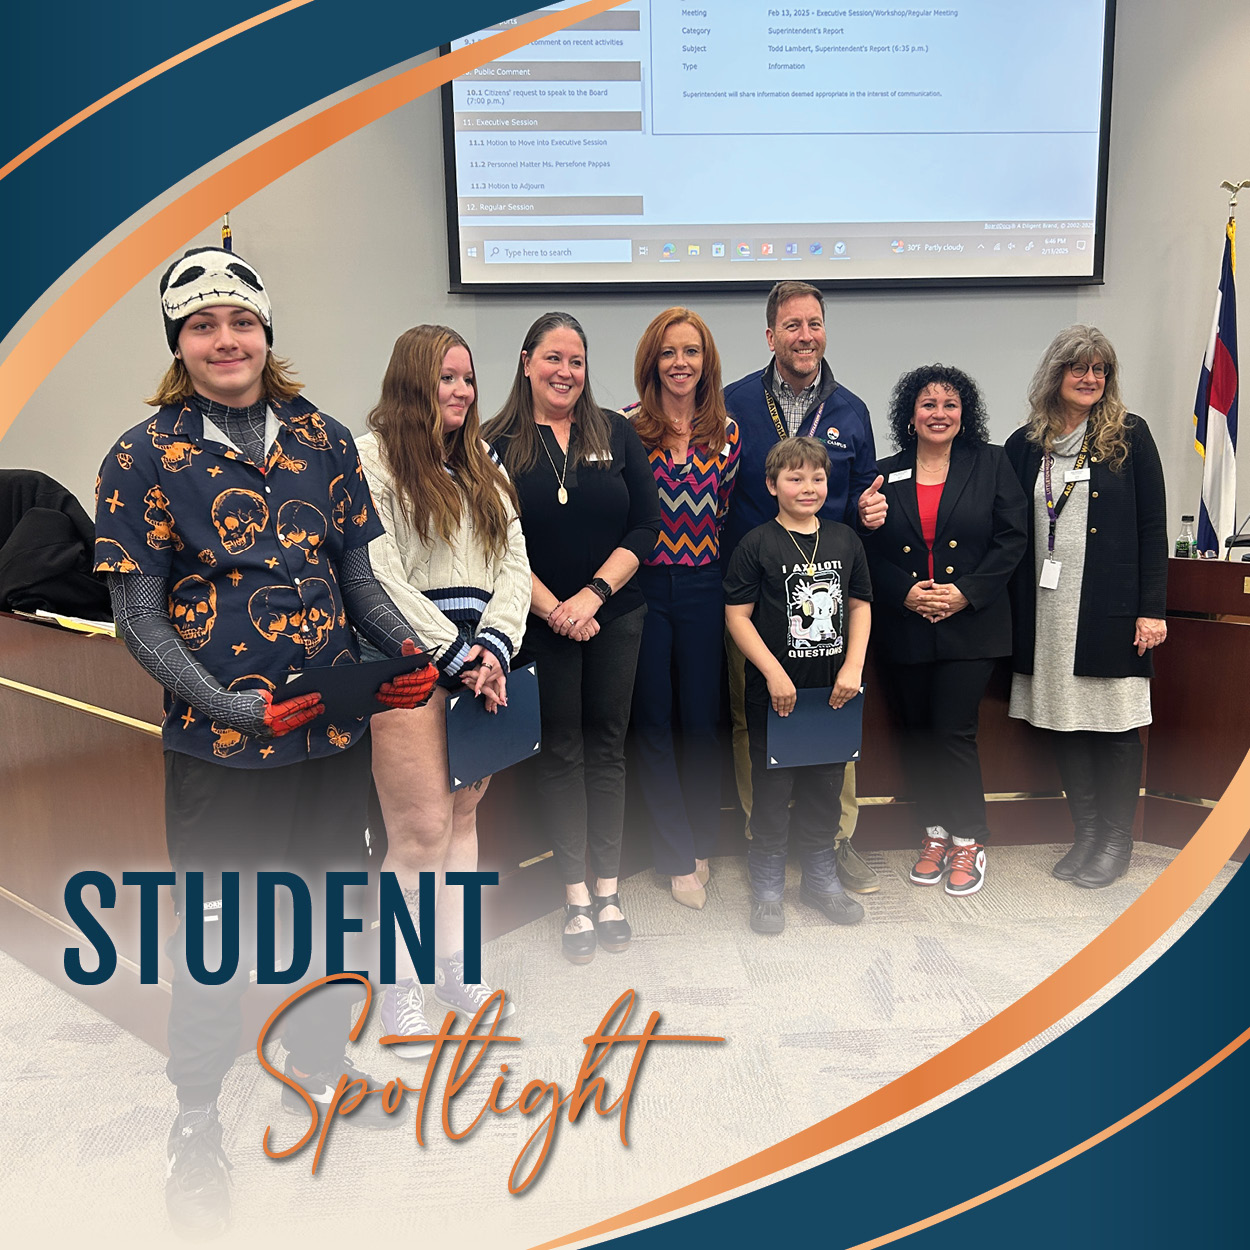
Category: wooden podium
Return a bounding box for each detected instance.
[4,562,1247,1048]
[0,613,170,1048]
[1144,557,1250,857]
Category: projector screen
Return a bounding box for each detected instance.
[442,0,1115,293]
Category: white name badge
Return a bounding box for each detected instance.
[585,451,613,463]
[888,468,913,483]
[1040,559,1062,589]
[1065,467,1091,482]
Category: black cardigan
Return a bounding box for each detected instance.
[863,440,1028,664]
[1004,414,1167,678]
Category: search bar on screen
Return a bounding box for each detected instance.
[484,240,631,264]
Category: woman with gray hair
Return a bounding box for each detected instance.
[1005,326,1167,888]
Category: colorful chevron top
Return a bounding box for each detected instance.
[622,403,741,566]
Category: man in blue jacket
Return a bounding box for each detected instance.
[723,280,886,893]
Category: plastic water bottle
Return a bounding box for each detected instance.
[1174,515,1196,559]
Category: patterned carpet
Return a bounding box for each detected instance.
[1,841,1236,1249]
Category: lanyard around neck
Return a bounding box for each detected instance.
[1042,426,1093,556]
[764,386,825,442]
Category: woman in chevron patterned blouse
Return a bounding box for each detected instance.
[623,308,741,911]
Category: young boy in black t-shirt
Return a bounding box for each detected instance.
[724,437,873,934]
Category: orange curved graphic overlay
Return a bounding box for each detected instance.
[532,750,1250,1250]
[845,1021,1250,1250]
[0,0,318,184]
[0,0,626,442]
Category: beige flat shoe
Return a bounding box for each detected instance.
[671,883,707,910]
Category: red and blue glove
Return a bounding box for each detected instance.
[254,688,323,737]
[376,638,439,710]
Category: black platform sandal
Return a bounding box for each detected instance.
[591,893,632,953]
[561,903,597,965]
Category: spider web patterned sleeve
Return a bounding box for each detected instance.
[337,545,430,660]
[107,572,268,735]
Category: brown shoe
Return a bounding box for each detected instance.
[836,839,880,893]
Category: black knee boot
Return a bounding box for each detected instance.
[1074,732,1142,889]
[1050,731,1100,881]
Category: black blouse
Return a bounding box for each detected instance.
[491,410,661,624]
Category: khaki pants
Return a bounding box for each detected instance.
[725,628,858,843]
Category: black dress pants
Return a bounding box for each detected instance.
[879,657,996,841]
[520,605,646,885]
[163,737,373,1101]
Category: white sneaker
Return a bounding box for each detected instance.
[380,979,436,1058]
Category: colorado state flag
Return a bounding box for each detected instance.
[1193,219,1239,553]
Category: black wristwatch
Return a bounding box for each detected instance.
[586,577,613,603]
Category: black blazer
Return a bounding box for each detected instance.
[1005,414,1167,679]
[863,440,1028,664]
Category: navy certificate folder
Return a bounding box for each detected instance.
[282,652,428,726]
[765,686,864,768]
[445,662,542,791]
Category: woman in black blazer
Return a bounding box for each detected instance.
[1006,326,1167,889]
[864,365,1027,897]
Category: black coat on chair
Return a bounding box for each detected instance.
[0,469,113,617]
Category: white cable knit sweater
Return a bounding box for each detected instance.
[356,432,531,675]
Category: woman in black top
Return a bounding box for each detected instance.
[863,365,1027,898]
[483,312,661,963]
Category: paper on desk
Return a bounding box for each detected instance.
[18,609,118,637]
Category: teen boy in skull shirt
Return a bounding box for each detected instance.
[94,247,437,1237]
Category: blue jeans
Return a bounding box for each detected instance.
[631,563,724,876]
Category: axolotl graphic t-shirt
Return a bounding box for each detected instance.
[724,518,873,705]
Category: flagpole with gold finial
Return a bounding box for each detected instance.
[1200,181,1245,557]
[1219,181,1247,270]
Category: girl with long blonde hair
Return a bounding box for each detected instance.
[358,324,531,1040]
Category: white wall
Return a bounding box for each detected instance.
[4,0,1249,546]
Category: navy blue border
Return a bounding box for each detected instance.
[2,4,1244,1246]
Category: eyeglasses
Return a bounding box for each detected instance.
[1067,361,1107,379]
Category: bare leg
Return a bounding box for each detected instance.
[436,777,492,953]
[594,875,623,923]
[370,689,482,972]
[565,881,592,933]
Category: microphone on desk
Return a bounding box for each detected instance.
[1225,527,1250,562]
[1224,513,1250,549]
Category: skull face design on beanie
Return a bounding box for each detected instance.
[159,247,273,353]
